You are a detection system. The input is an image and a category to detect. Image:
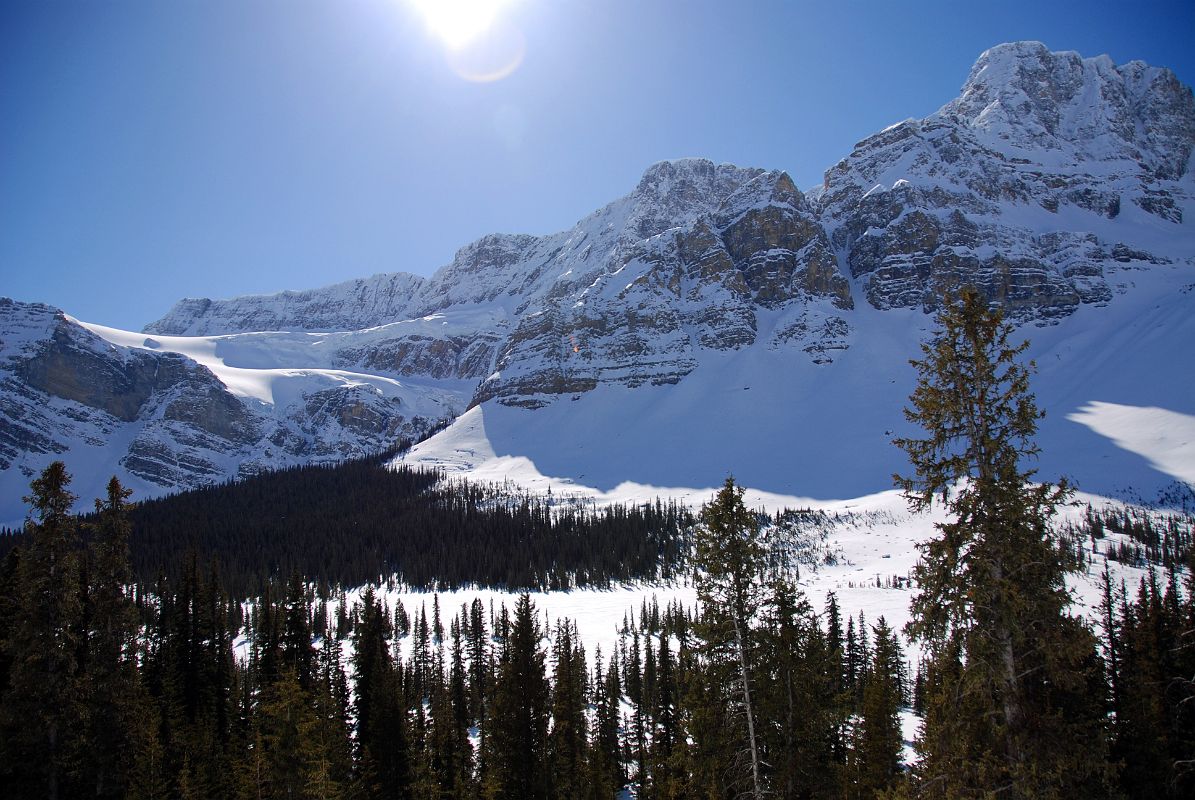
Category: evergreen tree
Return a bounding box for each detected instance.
[483,594,550,800]
[312,637,355,797]
[649,631,679,798]
[894,287,1112,798]
[0,461,85,799]
[81,476,148,798]
[851,617,905,798]
[1110,571,1195,798]
[280,571,315,690]
[255,668,330,799]
[756,578,842,800]
[693,476,766,798]
[146,557,237,798]
[548,620,588,798]
[353,588,411,799]
[588,648,624,798]
[624,630,647,796]
[467,597,489,723]
[0,547,20,696]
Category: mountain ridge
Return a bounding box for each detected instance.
[3,42,1193,524]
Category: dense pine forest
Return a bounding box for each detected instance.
[1,456,693,597]
[1,290,1194,798]
[123,457,692,595]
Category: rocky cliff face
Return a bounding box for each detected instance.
[814,41,1194,318]
[470,166,854,408]
[0,300,463,509]
[4,43,1192,519]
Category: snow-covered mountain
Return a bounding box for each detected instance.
[2,42,1193,525]
[0,300,473,518]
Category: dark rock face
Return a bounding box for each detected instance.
[335,332,502,381]
[716,172,853,309]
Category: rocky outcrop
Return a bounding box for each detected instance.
[469,167,855,408]
[334,331,504,381]
[815,41,1194,318]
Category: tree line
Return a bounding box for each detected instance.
[1,458,693,598]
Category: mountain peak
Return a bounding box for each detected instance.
[623,159,767,242]
[940,41,1195,175]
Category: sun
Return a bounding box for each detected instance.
[408,0,517,50]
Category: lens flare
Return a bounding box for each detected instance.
[408,0,515,51]
[445,20,525,83]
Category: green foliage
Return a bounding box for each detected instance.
[1103,567,1195,798]
[694,476,766,798]
[755,579,844,800]
[895,287,1113,798]
[0,461,85,797]
[352,587,411,798]
[850,617,905,798]
[484,594,551,799]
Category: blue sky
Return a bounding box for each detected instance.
[3,0,1193,330]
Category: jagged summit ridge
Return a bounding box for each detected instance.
[814,41,1194,318]
[942,41,1195,177]
[145,159,769,337]
[148,45,1195,340]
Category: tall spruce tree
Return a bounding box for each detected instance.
[850,617,905,798]
[548,620,588,798]
[0,461,85,799]
[894,287,1112,798]
[588,648,624,798]
[82,477,147,798]
[353,588,411,798]
[694,476,766,799]
[484,594,550,800]
[756,578,842,800]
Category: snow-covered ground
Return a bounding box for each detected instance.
[263,485,1170,695]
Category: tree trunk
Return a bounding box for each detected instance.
[992,558,1025,785]
[731,613,763,799]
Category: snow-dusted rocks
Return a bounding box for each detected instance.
[471,166,855,408]
[0,300,469,519]
[146,272,426,336]
[816,41,1194,318]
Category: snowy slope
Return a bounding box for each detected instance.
[398,251,1195,506]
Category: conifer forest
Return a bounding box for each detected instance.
[1,292,1193,799]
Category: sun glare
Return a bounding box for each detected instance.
[409,0,515,50]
